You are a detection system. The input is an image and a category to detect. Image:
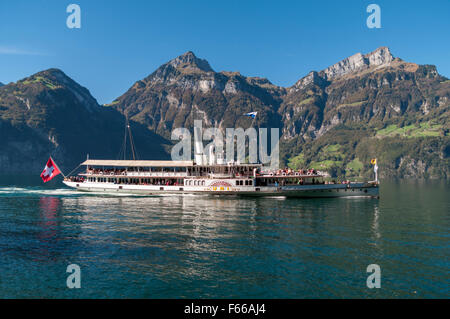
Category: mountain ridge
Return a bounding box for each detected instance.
[109,47,449,178]
[0,47,448,178]
[0,68,169,173]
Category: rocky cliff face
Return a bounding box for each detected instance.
[281,47,449,141]
[319,47,394,81]
[280,48,449,178]
[0,69,167,173]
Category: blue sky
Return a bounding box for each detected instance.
[0,0,449,104]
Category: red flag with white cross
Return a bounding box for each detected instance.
[40,157,61,183]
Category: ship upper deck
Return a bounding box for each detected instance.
[77,159,323,179]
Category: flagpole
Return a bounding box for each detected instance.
[50,156,66,178]
[375,161,378,183]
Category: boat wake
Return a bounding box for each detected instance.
[0,187,213,198]
[0,187,81,197]
[0,187,152,198]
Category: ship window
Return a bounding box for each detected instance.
[245,180,248,186]
[202,181,205,186]
[249,180,252,186]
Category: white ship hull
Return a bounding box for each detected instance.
[63,181,379,198]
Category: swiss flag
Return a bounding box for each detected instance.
[40,157,62,183]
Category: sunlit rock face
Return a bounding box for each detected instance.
[280,46,449,139]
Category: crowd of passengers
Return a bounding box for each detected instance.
[85,167,190,175]
[260,168,318,176]
[114,178,182,186]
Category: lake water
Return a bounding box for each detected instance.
[0,177,448,298]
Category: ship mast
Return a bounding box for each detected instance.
[118,115,138,160]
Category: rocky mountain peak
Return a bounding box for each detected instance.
[0,81,4,87]
[319,46,394,81]
[16,68,100,112]
[364,46,394,66]
[168,51,214,72]
[33,68,73,84]
[293,71,327,90]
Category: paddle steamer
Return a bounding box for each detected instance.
[63,158,379,198]
[62,118,379,198]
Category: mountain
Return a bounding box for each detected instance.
[110,51,285,139]
[282,47,449,138]
[0,48,448,178]
[0,82,4,87]
[111,48,449,178]
[281,47,449,178]
[0,69,168,174]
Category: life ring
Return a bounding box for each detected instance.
[295,172,299,176]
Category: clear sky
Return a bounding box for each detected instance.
[0,0,449,104]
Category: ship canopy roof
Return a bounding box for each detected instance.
[81,160,195,167]
[81,159,262,168]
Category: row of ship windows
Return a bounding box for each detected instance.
[185,180,206,186]
[185,180,253,186]
[236,180,253,186]
[87,177,254,187]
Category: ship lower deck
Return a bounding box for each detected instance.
[63,181,379,198]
